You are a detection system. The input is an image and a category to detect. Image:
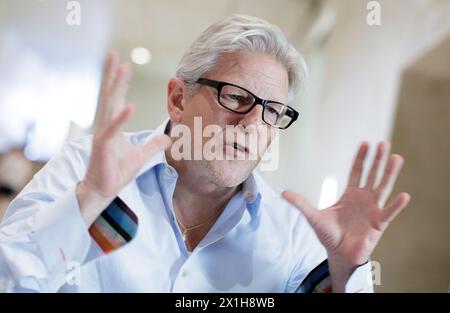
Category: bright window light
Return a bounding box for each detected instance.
[0,50,99,161]
[318,176,338,210]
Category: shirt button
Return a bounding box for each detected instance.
[181,269,189,278]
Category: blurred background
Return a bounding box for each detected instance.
[0,0,449,292]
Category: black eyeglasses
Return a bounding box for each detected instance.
[196,78,299,129]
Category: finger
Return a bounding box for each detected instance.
[100,103,134,142]
[100,51,119,101]
[105,62,132,122]
[375,154,404,206]
[378,192,410,225]
[141,134,172,159]
[365,141,390,189]
[347,141,370,187]
[97,51,119,126]
[282,190,317,224]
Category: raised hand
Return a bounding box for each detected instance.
[77,52,171,226]
[283,141,410,291]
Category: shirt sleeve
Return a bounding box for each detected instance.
[284,209,374,293]
[293,259,374,293]
[283,211,328,293]
[344,259,374,293]
[0,137,101,292]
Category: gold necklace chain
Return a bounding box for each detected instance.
[175,206,225,237]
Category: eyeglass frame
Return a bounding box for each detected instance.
[195,78,299,130]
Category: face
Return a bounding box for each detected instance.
[167,51,289,187]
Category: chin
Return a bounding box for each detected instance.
[203,159,257,187]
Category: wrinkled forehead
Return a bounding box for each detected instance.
[206,52,289,104]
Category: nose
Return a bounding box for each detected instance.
[237,104,264,128]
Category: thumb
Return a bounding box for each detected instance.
[282,189,318,224]
[141,134,172,159]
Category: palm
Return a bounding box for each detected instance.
[87,136,145,197]
[83,52,170,200]
[284,141,410,268]
[312,187,385,266]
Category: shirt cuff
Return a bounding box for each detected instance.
[295,259,374,293]
[345,260,374,293]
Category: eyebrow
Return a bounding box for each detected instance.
[211,76,287,104]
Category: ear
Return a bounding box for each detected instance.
[167,78,187,123]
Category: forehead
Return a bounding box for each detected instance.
[208,52,289,103]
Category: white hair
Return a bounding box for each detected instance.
[175,14,308,102]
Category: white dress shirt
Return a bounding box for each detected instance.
[0,120,373,292]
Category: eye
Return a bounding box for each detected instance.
[226,94,243,101]
[222,93,254,107]
[266,106,279,116]
[224,93,249,103]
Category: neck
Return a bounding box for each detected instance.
[164,122,242,251]
[167,152,239,226]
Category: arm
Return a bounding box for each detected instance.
[284,213,373,293]
[0,139,94,292]
[0,52,171,292]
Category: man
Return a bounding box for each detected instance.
[0,14,409,292]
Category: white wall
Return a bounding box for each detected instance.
[261,0,450,208]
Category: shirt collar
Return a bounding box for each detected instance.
[242,172,262,216]
[242,172,258,203]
